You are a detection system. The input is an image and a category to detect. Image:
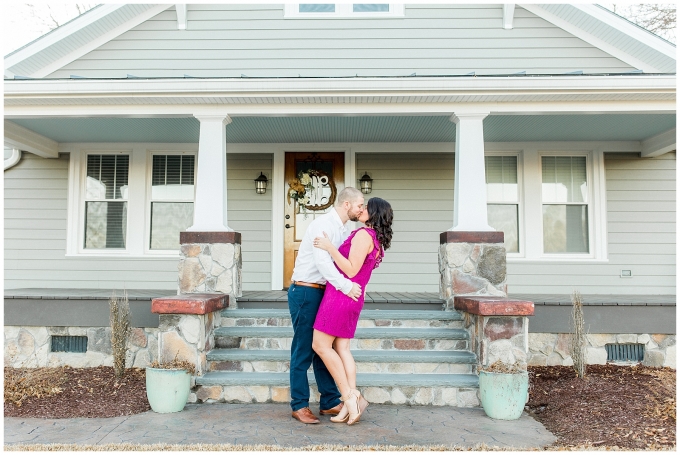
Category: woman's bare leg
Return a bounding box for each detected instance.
[333,337,356,390]
[312,329,352,398]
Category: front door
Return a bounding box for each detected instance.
[283,152,345,288]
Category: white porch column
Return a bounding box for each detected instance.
[188,114,232,232]
[450,112,493,231]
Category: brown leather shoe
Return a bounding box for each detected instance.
[320,402,343,415]
[291,407,320,424]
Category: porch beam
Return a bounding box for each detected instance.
[450,112,494,232]
[641,128,676,158]
[3,120,59,158]
[187,114,232,232]
[502,4,515,30]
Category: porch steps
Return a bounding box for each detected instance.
[194,307,480,407]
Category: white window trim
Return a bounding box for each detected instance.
[144,150,197,256]
[74,149,132,256]
[66,143,200,258]
[485,151,524,259]
[284,3,404,18]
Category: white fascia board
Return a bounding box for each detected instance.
[3,75,676,97]
[573,4,676,60]
[4,4,124,69]
[4,120,59,158]
[176,4,187,30]
[641,128,676,157]
[30,4,172,78]
[502,4,515,30]
[520,4,670,73]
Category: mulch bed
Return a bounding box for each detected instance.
[4,366,149,419]
[527,364,676,450]
[3,364,676,450]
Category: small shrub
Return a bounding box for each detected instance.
[110,290,131,378]
[4,361,67,407]
[570,290,587,378]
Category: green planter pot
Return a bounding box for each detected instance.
[478,370,528,420]
[146,367,191,413]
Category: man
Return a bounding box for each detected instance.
[288,187,364,424]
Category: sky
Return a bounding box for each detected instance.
[2,2,676,56]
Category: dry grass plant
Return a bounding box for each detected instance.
[110,290,131,378]
[3,355,68,407]
[479,359,526,374]
[570,290,587,378]
[149,351,196,375]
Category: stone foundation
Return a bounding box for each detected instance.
[528,333,676,368]
[178,231,242,307]
[4,326,158,369]
[439,231,507,310]
[152,294,229,375]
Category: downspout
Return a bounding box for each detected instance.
[4,148,22,170]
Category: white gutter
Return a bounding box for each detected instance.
[3,148,22,171]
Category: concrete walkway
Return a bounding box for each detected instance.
[5,404,556,449]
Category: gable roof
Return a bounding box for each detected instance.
[4,3,676,79]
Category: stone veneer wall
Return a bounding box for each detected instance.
[4,326,158,369]
[158,312,217,376]
[178,232,242,308]
[528,333,676,368]
[439,232,507,310]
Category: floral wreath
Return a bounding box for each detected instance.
[287,169,337,211]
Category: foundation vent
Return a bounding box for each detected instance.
[51,335,88,353]
[605,343,644,362]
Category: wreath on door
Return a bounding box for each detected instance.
[287,169,337,211]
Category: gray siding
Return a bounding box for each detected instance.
[357,153,454,293]
[507,152,676,295]
[48,4,634,78]
[4,153,272,291]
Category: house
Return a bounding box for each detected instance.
[4,4,676,405]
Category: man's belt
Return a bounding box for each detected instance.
[292,281,326,289]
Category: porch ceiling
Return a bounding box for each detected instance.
[8,114,676,144]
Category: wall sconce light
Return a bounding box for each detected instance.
[359,172,373,194]
[254,172,269,194]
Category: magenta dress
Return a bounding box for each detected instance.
[313,227,384,339]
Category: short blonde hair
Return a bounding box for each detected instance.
[336,187,363,206]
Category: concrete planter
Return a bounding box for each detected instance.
[478,371,528,420]
[146,367,191,413]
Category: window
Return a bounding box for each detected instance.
[149,154,195,250]
[285,4,403,17]
[485,155,519,253]
[541,156,589,253]
[84,154,128,249]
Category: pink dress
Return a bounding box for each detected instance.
[313,227,384,339]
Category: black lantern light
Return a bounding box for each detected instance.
[254,172,269,194]
[359,172,373,194]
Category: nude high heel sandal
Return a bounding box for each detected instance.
[330,395,351,423]
[347,389,367,426]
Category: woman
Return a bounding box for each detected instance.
[311,197,393,425]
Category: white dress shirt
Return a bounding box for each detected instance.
[291,208,354,295]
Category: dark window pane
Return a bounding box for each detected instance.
[181,155,195,185]
[85,201,127,249]
[100,155,116,199]
[115,155,129,199]
[152,155,165,186]
[353,4,389,12]
[166,155,181,185]
[299,4,335,13]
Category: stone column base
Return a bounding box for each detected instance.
[178,231,242,308]
[152,293,229,376]
[454,296,534,370]
[438,231,507,310]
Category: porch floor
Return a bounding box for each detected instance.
[4,288,675,307]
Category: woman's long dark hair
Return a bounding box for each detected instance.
[365,197,393,251]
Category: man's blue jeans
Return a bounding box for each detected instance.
[288,283,341,411]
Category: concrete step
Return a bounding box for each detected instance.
[207,349,477,374]
[193,372,479,407]
[219,308,463,328]
[213,326,469,351]
[235,296,445,311]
